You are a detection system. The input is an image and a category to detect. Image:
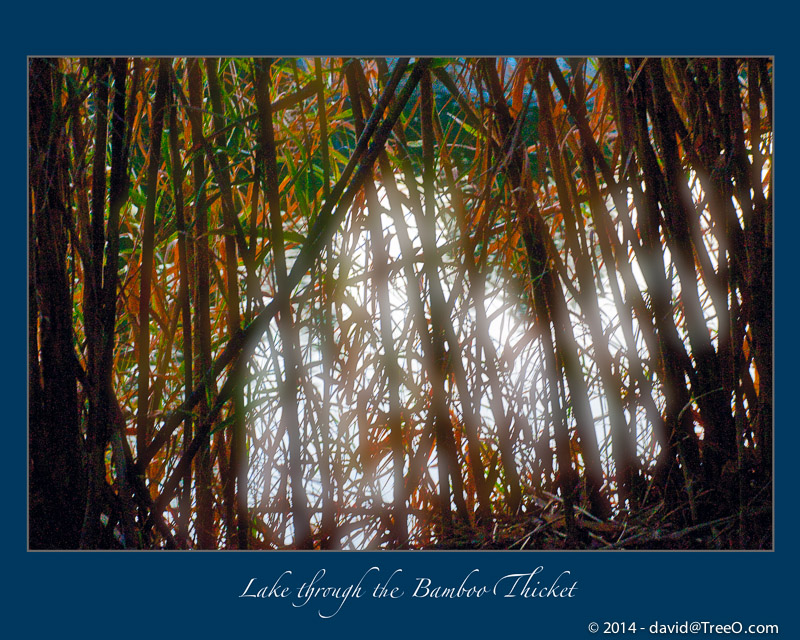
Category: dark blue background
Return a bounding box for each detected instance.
[8,3,793,638]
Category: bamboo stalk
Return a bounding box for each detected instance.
[186,57,216,549]
[168,96,195,545]
[345,60,408,546]
[135,59,170,466]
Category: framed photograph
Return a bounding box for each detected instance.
[17,3,790,637]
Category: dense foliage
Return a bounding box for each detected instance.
[29,57,772,549]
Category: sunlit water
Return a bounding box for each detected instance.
[241,150,769,547]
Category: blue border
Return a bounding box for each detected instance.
[9,2,794,637]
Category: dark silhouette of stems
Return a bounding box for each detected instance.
[646,61,735,481]
[536,69,637,508]
[205,58,249,549]
[81,58,111,549]
[345,60,408,546]
[135,59,170,460]
[142,58,425,478]
[434,102,523,516]
[419,69,481,530]
[168,96,195,544]
[186,58,216,549]
[483,59,612,521]
[31,57,772,549]
[312,58,336,548]
[145,57,430,543]
[255,58,313,548]
[29,59,86,548]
